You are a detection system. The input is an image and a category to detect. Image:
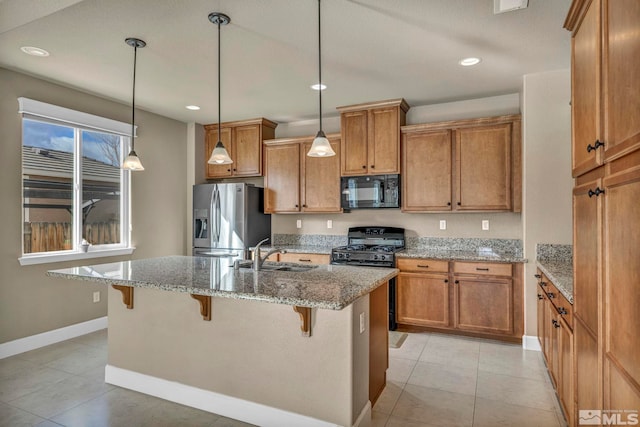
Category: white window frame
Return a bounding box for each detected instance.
[18,97,135,266]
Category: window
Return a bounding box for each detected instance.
[19,98,134,265]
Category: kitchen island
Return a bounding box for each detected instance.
[48,256,397,427]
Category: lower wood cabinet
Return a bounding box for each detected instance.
[396,258,523,342]
[536,269,574,426]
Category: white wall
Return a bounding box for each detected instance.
[522,69,573,335]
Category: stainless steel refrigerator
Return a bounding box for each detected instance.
[192,183,271,259]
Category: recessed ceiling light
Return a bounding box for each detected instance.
[459,57,481,67]
[20,46,50,57]
[185,105,201,111]
[311,83,327,91]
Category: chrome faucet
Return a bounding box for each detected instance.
[253,238,286,271]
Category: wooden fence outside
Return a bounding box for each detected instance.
[24,221,120,254]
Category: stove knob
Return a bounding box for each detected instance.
[380,255,386,261]
[345,253,350,259]
[374,254,379,260]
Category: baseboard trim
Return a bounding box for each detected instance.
[522,335,542,351]
[106,365,363,427]
[0,316,107,359]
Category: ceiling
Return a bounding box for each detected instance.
[0,0,571,125]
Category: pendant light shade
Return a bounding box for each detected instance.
[123,37,145,171]
[207,12,233,165]
[307,0,335,157]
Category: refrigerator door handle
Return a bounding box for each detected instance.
[211,185,221,244]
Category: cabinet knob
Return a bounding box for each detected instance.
[540,281,547,287]
[362,165,366,169]
[227,169,231,172]
[444,279,449,283]
[457,202,461,206]
[547,292,555,299]
[537,294,544,300]
[295,204,299,208]
[588,187,605,198]
[534,274,541,279]
[586,140,605,152]
[454,280,459,284]
[447,202,451,206]
[371,165,375,169]
[233,168,237,171]
[303,204,307,208]
[552,320,560,329]
[557,307,568,315]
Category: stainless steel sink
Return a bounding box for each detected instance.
[240,262,317,272]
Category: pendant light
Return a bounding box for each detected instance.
[207,12,233,165]
[307,0,336,157]
[123,37,145,171]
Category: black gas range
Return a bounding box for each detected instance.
[331,226,405,330]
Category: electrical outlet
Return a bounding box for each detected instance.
[296,219,302,229]
[359,312,366,333]
[93,291,100,303]
[327,220,333,229]
[482,220,490,231]
[439,220,447,230]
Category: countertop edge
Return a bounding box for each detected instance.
[536,259,574,304]
[47,268,398,310]
[396,251,527,264]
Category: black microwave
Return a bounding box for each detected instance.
[340,175,400,210]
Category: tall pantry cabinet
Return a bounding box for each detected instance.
[565,0,640,425]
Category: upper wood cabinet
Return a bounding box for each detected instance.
[337,99,409,176]
[566,0,640,177]
[401,115,521,213]
[264,134,341,214]
[204,118,277,179]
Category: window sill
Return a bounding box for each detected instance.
[19,247,136,266]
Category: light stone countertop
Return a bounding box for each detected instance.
[536,259,574,304]
[47,255,397,310]
[397,248,527,263]
[261,245,333,255]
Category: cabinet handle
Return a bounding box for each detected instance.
[534,274,541,279]
[586,140,605,152]
[547,292,555,299]
[299,258,312,262]
[557,307,568,315]
[537,294,544,300]
[588,187,605,198]
[540,281,547,287]
[454,280,459,284]
[476,268,490,271]
[552,320,561,329]
[417,265,429,268]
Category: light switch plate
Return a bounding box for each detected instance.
[296,219,302,229]
[359,312,365,333]
[93,291,100,303]
[482,220,490,231]
[439,220,447,230]
[327,220,333,229]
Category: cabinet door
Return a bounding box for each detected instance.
[205,127,233,178]
[603,166,640,409]
[573,178,601,336]
[603,0,640,161]
[571,0,602,176]
[559,318,574,427]
[264,144,300,213]
[575,317,601,422]
[233,124,262,176]
[536,283,546,352]
[456,124,512,211]
[402,130,452,211]
[396,273,450,328]
[341,111,368,176]
[301,139,341,213]
[368,107,400,174]
[454,276,513,335]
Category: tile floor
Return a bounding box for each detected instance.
[0,329,567,427]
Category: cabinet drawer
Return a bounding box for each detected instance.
[397,258,449,273]
[278,252,330,265]
[453,262,512,277]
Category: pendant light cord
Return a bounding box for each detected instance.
[131,43,137,151]
[217,19,222,144]
[318,0,323,133]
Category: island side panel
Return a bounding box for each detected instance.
[369,281,388,405]
[107,286,369,426]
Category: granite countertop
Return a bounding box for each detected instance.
[537,259,574,304]
[47,256,397,310]
[397,248,527,263]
